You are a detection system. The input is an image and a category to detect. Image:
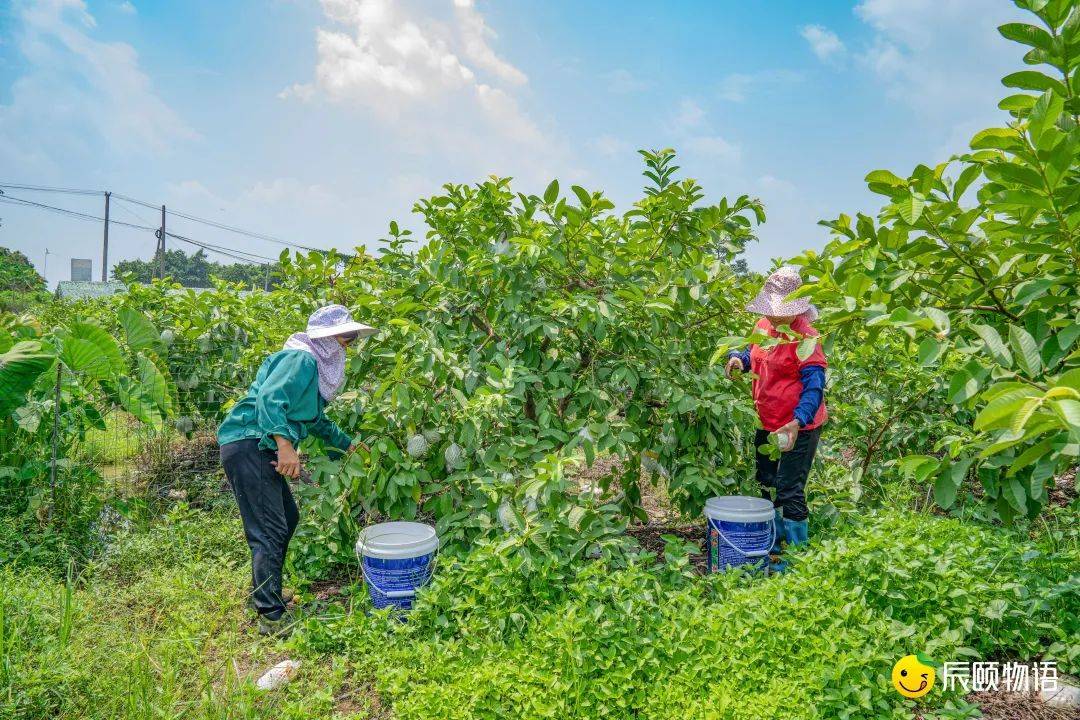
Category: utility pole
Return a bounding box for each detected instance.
[158,204,166,279]
[263,264,271,291]
[43,248,49,280]
[102,191,111,281]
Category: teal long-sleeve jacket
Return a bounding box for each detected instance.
[217,349,352,452]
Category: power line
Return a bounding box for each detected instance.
[0,194,156,232]
[110,192,325,254]
[0,193,275,265]
[0,182,326,255]
[0,182,102,197]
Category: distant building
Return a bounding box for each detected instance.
[70,258,93,282]
[56,281,127,300]
[55,281,253,300]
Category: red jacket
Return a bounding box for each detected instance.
[749,316,828,432]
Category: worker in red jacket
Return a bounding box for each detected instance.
[726,266,827,567]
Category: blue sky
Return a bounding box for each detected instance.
[1,0,1027,287]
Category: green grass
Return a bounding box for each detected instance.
[2,499,1077,720]
[74,410,144,466]
[0,507,371,720]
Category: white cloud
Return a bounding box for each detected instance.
[671,98,706,132]
[603,68,648,94]
[800,24,845,63]
[666,98,742,166]
[117,1,136,14]
[716,69,804,103]
[453,0,527,85]
[589,133,629,157]
[286,0,538,147]
[685,135,741,162]
[853,0,1027,154]
[0,0,192,173]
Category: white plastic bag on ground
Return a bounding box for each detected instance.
[256,660,300,691]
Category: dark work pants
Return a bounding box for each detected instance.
[755,426,822,522]
[220,439,298,620]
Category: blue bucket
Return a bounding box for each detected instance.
[355,522,439,610]
[704,496,776,573]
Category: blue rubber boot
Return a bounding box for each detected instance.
[771,509,784,553]
[768,509,786,574]
[784,519,809,548]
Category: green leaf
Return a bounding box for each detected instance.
[119,308,161,352]
[1001,70,1067,96]
[974,389,1036,431]
[952,164,983,200]
[970,127,1021,151]
[934,458,972,509]
[971,324,1013,367]
[948,360,989,404]
[1008,325,1042,377]
[934,472,958,509]
[918,338,944,366]
[543,179,560,204]
[137,354,173,417]
[0,341,54,417]
[923,307,950,334]
[1050,399,1080,432]
[60,338,114,380]
[116,376,157,424]
[1004,477,1027,513]
[896,193,925,224]
[796,336,818,362]
[570,185,591,208]
[998,22,1054,51]
[1009,396,1043,434]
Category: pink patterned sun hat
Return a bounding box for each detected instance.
[745,266,812,316]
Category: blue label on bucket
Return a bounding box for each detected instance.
[706,517,771,573]
[362,552,435,610]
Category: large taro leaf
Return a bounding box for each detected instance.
[0,341,55,417]
[60,322,125,380]
[116,375,159,425]
[118,307,161,353]
[137,352,175,418]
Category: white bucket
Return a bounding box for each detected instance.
[704,496,776,572]
[355,521,439,559]
[355,522,440,610]
[704,495,775,524]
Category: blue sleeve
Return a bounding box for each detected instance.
[793,365,825,427]
[726,348,751,371]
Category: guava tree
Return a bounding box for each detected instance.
[790,0,1079,521]
[287,150,763,570]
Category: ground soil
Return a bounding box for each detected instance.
[963,689,1077,720]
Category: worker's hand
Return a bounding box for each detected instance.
[775,419,801,452]
[272,440,302,479]
[725,356,744,378]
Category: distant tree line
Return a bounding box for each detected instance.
[0,246,48,312]
[113,249,279,289]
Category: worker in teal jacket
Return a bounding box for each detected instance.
[218,304,376,636]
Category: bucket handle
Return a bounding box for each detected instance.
[360,547,439,600]
[711,519,775,559]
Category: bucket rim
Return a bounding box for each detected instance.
[355,521,439,559]
[704,495,775,523]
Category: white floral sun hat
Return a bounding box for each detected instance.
[745,266,813,316]
[305,304,378,339]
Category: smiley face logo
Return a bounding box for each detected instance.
[892,655,935,698]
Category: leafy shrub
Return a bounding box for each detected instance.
[297,510,1078,720]
[793,0,1080,520]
